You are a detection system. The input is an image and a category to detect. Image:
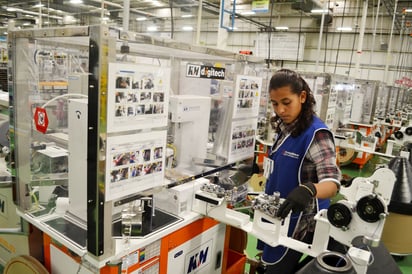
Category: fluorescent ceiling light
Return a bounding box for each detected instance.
[405,9,412,12]
[311,9,329,14]
[33,4,45,8]
[275,26,289,30]
[181,14,193,18]
[240,11,256,15]
[182,26,193,31]
[63,15,77,24]
[70,0,83,3]
[337,27,352,31]
[152,1,163,7]
[147,26,158,31]
[136,17,147,21]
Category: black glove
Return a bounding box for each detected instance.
[276,183,317,219]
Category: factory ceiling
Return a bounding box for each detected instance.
[0,0,411,34]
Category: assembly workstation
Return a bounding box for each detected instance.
[0,2,411,274]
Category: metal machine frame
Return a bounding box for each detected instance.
[8,24,266,272]
[193,168,396,274]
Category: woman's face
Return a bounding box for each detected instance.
[270,85,306,124]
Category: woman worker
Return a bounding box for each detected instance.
[257,69,341,273]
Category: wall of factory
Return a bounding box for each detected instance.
[154,12,411,85]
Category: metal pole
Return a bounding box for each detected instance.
[123,0,130,31]
[355,0,368,76]
[217,0,230,49]
[367,0,381,80]
[383,0,398,83]
[38,1,42,28]
[196,0,203,44]
[101,0,105,21]
[315,1,328,72]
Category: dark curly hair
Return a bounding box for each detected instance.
[269,69,316,137]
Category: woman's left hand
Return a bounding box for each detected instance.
[276,182,317,218]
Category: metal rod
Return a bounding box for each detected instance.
[367,0,381,80]
[315,1,328,72]
[123,0,130,32]
[355,0,368,75]
[383,0,398,83]
[196,0,203,45]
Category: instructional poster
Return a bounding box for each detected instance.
[232,75,262,119]
[105,131,166,201]
[107,63,170,132]
[228,118,258,163]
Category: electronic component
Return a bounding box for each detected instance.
[251,192,281,218]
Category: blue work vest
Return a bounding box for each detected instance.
[261,116,332,264]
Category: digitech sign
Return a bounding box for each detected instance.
[186,64,225,80]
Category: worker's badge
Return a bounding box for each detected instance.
[263,157,274,179]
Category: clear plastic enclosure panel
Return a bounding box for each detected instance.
[12,35,89,215]
[374,85,389,118]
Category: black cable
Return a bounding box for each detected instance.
[323,0,331,72]
[347,1,363,76]
[395,20,407,79]
[295,9,304,69]
[400,36,411,77]
[267,0,275,68]
[334,0,347,74]
[347,29,357,75]
[323,20,329,72]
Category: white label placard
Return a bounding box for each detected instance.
[107,63,170,132]
[255,32,305,61]
[105,131,166,201]
[232,75,262,119]
[228,118,258,163]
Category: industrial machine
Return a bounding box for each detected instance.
[6,25,266,273]
[192,167,396,274]
[4,22,410,274]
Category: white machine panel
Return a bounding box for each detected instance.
[68,98,88,221]
[68,73,89,95]
[167,222,226,274]
[169,95,211,168]
[153,178,206,216]
[50,244,94,274]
